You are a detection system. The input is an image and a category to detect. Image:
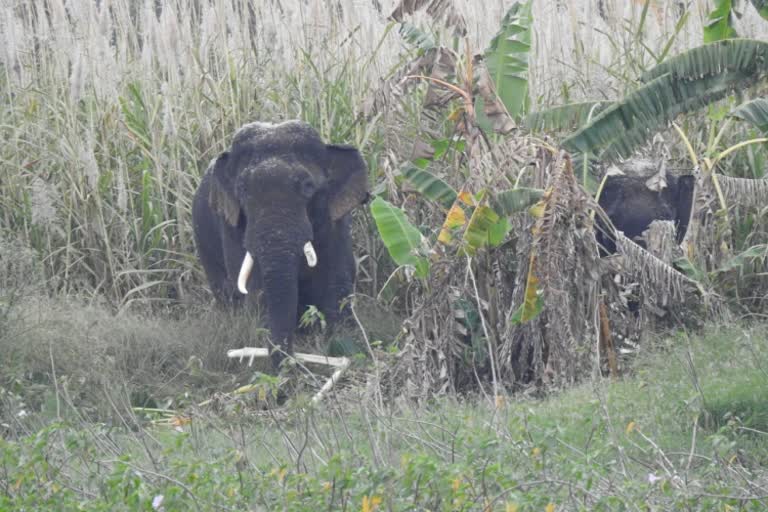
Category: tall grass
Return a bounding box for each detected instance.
[2,0,768,309]
[1,0,396,307]
[2,4,768,508]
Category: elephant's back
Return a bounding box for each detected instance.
[599,176,675,240]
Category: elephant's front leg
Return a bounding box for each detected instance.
[298,267,333,330]
[297,265,348,331]
[318,257,355,328]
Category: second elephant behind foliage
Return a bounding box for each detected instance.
[597,174,694,254]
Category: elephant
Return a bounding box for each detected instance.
[596,173,694,255]
[192,120,370,368]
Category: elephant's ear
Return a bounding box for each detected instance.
[326,144,370,221]
[208,152,240,226]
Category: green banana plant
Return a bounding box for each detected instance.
[705,0,768,43]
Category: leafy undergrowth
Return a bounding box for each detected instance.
[1,317,766,511]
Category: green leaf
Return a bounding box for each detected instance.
[119,83,152,153]
[674,256,710,284]
[488,217,511,247]
[730,97,768,133]
[477,0,533,124]
[398,22,436,51]
[401,166,458,209]
[140,170,160,252]
[704,0,738,43]
[491,187,544,216]
[510,295,543,324]
[430,138,451,159]
[564,40,768,162]
[640,39,768,84]
[462,205,500,254]
[715,244,768,274]
[370,197,430,278]
[523,101,611,133]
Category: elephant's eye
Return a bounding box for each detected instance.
[299,179,317,199]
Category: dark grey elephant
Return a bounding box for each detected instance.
[597,174,694,254]
[192,120,370,368]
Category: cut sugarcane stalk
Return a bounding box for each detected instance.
[226,348,350,404]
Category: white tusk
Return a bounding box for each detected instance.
[304,241,317,268]
[237,252,254,294]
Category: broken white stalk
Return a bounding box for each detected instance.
[226,348,349,404]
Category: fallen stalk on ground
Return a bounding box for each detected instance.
[227,348,351,404]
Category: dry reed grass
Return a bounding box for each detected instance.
[2,0,767,307]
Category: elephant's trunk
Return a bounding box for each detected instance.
[237,241,316,295]
[259,254,300,368]
[240,214,314,368]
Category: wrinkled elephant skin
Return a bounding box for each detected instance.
[597,174,694,255]
[192,121,370,368]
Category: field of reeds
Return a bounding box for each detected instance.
[2,0,768,509]
[3,0,767,307]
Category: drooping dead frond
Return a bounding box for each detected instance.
[533,153,591,284]
[422,48,460,111]
[683,169,733,271]
[470,131,538,189]
[501,151,602,389]
[615,232,698,304]
[474,58,516,134]
[389,0,467,37]
[641,220,681,263]
[363,47,452,119]
[717,174,768,209]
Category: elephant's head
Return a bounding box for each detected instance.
[208,120,369,364]
[597,173,694,255]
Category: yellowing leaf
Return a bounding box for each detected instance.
[546,503,556,512]
[170,415,191,427]
[444,204,467,228]
[531,446,541,458]
[462,205,500,254]
[506,504,519,512]
[362,495,382,512]
[530,186,553,218]
[438,203,467,244]
[270,467,287,482]
[511,253,543,324]
[452,477,461,492]
[234,384,259,394]
[458,190,476,206]
[625,421,636,434]
[448,106,464,122]
[529,200,546,218]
